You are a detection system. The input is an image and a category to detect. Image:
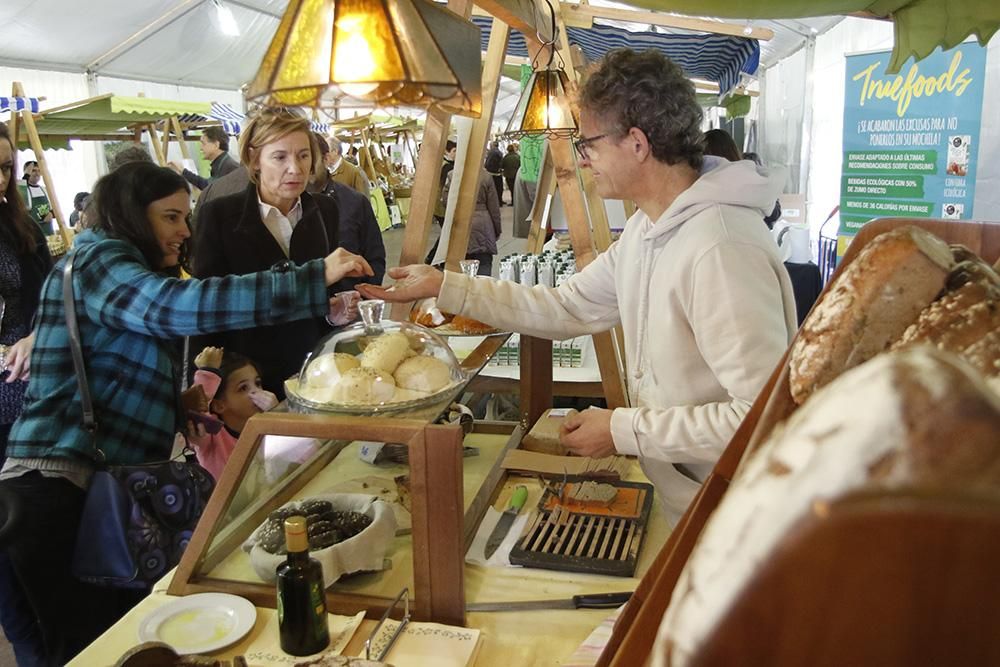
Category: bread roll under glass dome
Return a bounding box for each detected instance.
[285,299,468,413]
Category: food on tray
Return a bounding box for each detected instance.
[410,297,454,328]
[658,347,1000,666]
[408,297,498,335]
[449,314,497,335]
[393,355,451,393]
[789,226,954,404]
[257,505,374,556]
[568,481,619,507]
[394,475,411,513]
[360,332,412,374]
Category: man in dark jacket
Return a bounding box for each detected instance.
[169,126,239,190]
[501,143,521,205]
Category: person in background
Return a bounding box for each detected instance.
[314,133,386,286]
[501,143,520,206]
[193,108,358,396]
[108,144,154,172]
[702,128,743,162]
[16,161,53,236]
[0,121,50,667]
[325,139,370,198]
[484,140,504,206]
[68,192,89,229]
[186,347,277,480]
[425,139,459,264]
[168,126,239,191]
[438,167,502,276]
[0,161,371,664]
[360,48,796,526]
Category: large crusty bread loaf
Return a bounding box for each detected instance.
[789,226,954,404]
[656,347,1000,666]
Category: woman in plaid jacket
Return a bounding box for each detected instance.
[0,162,371,663]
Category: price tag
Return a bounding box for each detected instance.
[357,441,385,464]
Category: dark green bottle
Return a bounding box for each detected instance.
[276,516,330,656]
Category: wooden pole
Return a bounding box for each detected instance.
[390,0,475,320]
[443,16,510,272]
[12,82,72,247]
[146,123,166,165]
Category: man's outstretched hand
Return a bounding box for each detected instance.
[357,265,445,303]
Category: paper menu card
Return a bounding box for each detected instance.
[242,610,365,666]
[359,620,481,667]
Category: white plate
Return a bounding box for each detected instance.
[137,593,257,655]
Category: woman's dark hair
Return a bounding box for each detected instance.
[215,350,261,398]
[580,49,704,170]
[90,162,191,272]
[703,129,742,162]
[202,126,230,153]
[0,123,40,254]
[73,191,90,210]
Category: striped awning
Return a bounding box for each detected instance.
[473,17,759,96]
[178,103,331,136]
[0,96,42,114]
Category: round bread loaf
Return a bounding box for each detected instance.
[656,347,1000,666]
[789,226,954,404]
[306,352,360,387]
[360,332,411,374]
[330,366,396,404]
[393,355,452,393]
[892,281,1000,376]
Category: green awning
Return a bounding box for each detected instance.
[620,0,1000,73]
[16,94,211,149]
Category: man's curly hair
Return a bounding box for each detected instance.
[579,49,704,170]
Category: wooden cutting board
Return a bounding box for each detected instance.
[328,475,412,535]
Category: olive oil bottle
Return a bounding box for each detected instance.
[276,516,330,655]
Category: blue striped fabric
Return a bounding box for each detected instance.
[177,103,331,136]
[0,96,41,114]
[472,17,758,96]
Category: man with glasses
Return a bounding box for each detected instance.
[360,49,796,523]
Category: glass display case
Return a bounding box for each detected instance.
[168,322,515,627]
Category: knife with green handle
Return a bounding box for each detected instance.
[467,591,633,612]
[483,485,529,559]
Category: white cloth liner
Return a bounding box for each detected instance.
[243,493,397,587]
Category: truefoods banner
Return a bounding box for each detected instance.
[839,43,986,256]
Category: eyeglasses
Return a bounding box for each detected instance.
[573,133,609,160]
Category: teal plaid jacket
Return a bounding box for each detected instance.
[8,229,327,465]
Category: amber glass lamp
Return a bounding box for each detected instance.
[247,0,482,116]
[503,1,577,138]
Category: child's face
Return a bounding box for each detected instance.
[212,363,265,431]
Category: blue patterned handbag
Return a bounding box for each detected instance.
[61,251,215,588]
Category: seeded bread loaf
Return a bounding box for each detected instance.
[789,226,954,404]
[657,348,1000,666]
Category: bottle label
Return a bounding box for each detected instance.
[277,584,285,624]
[310,581,328,641]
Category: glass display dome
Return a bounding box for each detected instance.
[285,300,468,414]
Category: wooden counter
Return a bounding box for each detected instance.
[69,455,668,666]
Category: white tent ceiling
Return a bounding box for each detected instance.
[1,0,843,121]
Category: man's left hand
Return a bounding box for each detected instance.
[559,408,616,458]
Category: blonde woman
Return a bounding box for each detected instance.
[193,109,351,395]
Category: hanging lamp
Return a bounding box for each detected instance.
[247,0,482,116]
[503,0,577,139]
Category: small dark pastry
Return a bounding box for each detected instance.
[331,511,373,539]
[300,499,334,518]
[308,528,343,550]
[308,519,335,538]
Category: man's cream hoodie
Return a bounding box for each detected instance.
[438,157,797,522]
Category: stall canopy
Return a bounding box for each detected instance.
[473,16,759,96]
[12,94,212,149]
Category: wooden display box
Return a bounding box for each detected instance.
[600,218,1000,665]
[168,335,522,628]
